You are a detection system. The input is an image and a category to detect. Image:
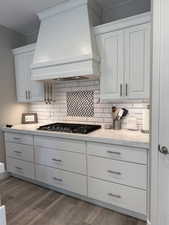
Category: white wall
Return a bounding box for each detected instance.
[0,25,28,162]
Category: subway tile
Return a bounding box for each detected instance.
[28,81,147,131]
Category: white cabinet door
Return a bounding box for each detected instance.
[88,177,146,215]
[14,53,29,102]
[124,23,151,99]
[36,165,87,196]
[13,44,44,103]
[99,31,124,100]
[24,51,44,102]
[98,21,151,101]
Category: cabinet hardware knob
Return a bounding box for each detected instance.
[120,84,122,97]
[15,167,23,170]
[107,170,121,175]
[126,84,128,96]
[107,151,121,155]
[159,145,169,155]
[28,90,31,100]
[14,151,22,154]
[108,193,121,199]
[52,159,62,162]
[13,137,21,140]
[25,90,28,100]
[53,177,63,182]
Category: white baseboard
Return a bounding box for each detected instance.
[0,172,8,180]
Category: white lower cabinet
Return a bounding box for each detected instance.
[87,142,147,165]
[35,147,86,175]
[88,155,147,190]
[6,143,34,162]
[7,158,34,180]
[34,136,86,154]
[88,177,146,215]
[35,165,87,196]
[5,132,33,145]
[5,132,148,219]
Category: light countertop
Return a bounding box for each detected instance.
[2,124,149,149]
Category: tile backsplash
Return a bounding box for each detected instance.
[67,90,94,118]
[29,80,148,130]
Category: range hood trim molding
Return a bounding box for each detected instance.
[31,54,100,70]
[38,0,90,20]
[32,59,100,81]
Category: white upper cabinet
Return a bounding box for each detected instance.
[124,23,151,99]
[95,13,151,101]
[13,44,44,103]
[99,31,124,100]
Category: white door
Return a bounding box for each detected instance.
[125,23,151,99]
[157,1,169,223]
[99,30,124,100]
[152,0,169,225]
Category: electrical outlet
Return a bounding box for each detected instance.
[49,112,54,120]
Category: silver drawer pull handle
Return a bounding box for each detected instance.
[52,159,62,162]
[15,167,23,170]
[53,177,63,182]
[107,151,121,155]
[13,137,21,140]
[108,193,121,199]
[14,151,22,154]
[107,170,121,175]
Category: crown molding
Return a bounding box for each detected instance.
[95,12,151,35]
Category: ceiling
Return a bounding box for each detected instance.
[0,0,139,36]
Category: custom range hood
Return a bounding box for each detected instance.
[31,0,101,81]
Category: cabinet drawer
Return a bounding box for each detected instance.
[36,165,87,196]
[88,156,147,190]
[87,142,147,164]
[34,136,85,154]
[88,177,146,215]
[7,158,34,179]
[35,147,86,175]
[6,143,34,162]
[5,132,33,145]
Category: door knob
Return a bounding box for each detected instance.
[159,145,169,155]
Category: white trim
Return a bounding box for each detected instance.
[147,219,151,225]
[0,206,6,225]
[94,12,151,35]
[13,43,36,55]
[151,0,161,225]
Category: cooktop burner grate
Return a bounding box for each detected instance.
[37,123,101,134]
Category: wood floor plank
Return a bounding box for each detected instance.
[28,196,79,225]
[1,177,146,225]
[9,191,62,225]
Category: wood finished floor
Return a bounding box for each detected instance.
[1,177,146,225]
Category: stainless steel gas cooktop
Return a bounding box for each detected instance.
[37,123,101,134]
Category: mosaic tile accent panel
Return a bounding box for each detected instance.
[67,90,94,117]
